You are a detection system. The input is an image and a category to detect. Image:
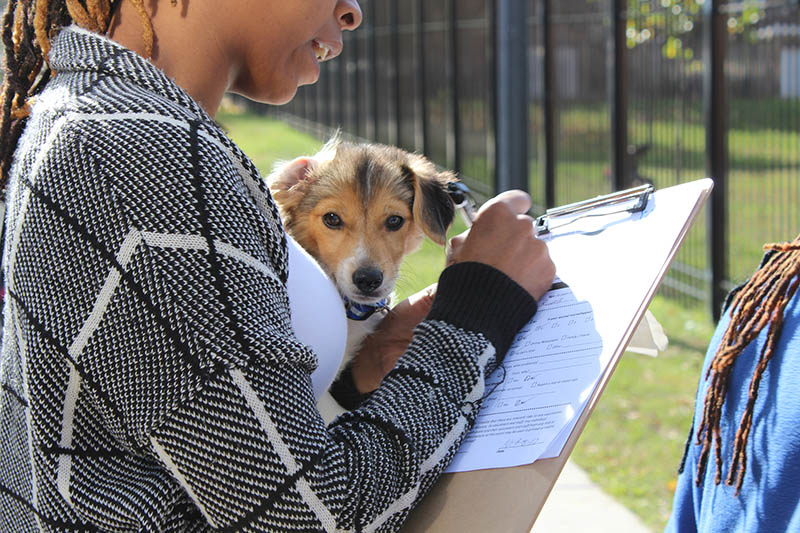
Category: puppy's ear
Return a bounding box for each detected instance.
[403,157,457,246]
[267,157,317,211]
[267,135,341,211]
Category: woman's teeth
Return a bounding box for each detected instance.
[313,41,332,61]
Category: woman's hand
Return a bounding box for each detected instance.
[447,190,555,301]
[350,285,436,393]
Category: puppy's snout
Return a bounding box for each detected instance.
[353,267,384,294]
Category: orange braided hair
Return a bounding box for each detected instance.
[694,233,800,495]
[0,0,176,197]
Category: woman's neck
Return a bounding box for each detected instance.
[106,2,233,118]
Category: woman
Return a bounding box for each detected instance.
[667,235,800,532]
[0,1,555,531]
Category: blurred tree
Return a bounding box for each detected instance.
[585,0,766,60]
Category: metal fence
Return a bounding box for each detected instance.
[262,0,800,319]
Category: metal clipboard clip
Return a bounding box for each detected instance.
[535,184,655,235]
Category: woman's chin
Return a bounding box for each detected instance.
[259,77,320,105]
[298,62,321,88]
[232,83,297,106]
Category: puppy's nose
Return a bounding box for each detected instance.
[353,267,383,294]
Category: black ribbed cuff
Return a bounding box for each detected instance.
[426,262,538,362]
[329,364,373,410]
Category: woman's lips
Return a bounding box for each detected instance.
[312,40,332,61]
[312,39,342,62]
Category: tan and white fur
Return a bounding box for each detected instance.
[268,137,456,420]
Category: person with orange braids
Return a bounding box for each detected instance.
[666,235,800,532]
[0,1,555,531]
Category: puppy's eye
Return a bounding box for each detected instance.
[323,212,342,229]
[385,215,405,231]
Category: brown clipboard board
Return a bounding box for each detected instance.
[400,179,713,533]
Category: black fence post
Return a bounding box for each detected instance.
[353,31,361,138]
[486,0,497,192]
[541,0,556,207]
[704,0,728,321]
[447,0,461,173]
[322,63,331,129]
[609,0,629,191]
[416,0,429,156]
[495,0,529,193]
[338,40,346,129]
[369,0,379,141]
[390,0,400,146]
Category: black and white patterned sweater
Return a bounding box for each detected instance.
[0,26,538,532]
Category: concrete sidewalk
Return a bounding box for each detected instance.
[530,460,652,533]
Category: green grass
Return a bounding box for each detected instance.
[533,101,799,289]
[485,99,799,290]
[215,108,732,532]
[572,297,715,531]
[217,105,324,172]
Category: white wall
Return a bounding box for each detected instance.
[781,48,800,98]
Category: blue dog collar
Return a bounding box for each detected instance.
[344,297,389,321]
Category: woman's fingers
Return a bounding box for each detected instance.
[350,284,437,392]
[479,189,531,217]
[448,190,555,301]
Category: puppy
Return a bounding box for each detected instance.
[268,137,457,420]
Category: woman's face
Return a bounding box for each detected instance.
[224,0,362,104]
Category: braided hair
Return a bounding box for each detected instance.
[0,0,175,198]
[693,233,800,495]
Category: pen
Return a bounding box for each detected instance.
[447,182,554,235]
[447,182,478,228]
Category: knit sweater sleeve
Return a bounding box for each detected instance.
[84,117,538,531]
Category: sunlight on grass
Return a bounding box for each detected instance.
[217,107,324,173]
[573,296,715,530]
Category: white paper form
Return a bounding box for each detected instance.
[446,281,602,472]
[446,178,713,473]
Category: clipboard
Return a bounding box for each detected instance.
[400,178,713,533]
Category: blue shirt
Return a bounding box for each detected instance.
[666,284,800,532]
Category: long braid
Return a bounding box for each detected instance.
[34,0,52,58]
[0,0,28,189]
[695,234,800,495]
[0,0,166,198]
[85,0,110,31]
[127,0,152,57]
[13,1,26,55]
[65,0,98,32]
